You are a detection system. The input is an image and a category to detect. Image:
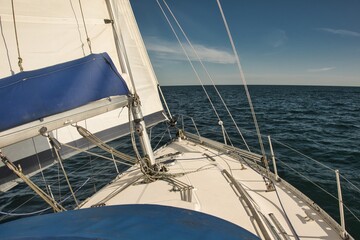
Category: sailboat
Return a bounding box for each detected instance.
[0,0,357,239]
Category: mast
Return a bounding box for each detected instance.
[131,96,156,166]
[105,0,156,166]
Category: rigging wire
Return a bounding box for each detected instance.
[162,0,250,152]
[0,16,14,75]
[344,202,360,223]
[31,137,50,196]
[180,112,360,205]
[10,0,23,71]
[0,110,141,219]
[272,138,335,172]
[0,178,90,217]
[158,84,173,120]
[153,127,170,150]
[277,158,360,223]
[340,174,360,195]
[84,120,97,194]
[0,194,37,221]
[228,121,360,221]
[278,158,339,201]
[156,0,224,135]
[52,150,126,198]
[51,140,79,208]
[216,0,266,158]
[78,0,92,54]
[57,158,62,202]
[0,151,66,213]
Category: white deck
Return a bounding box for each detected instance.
[80,136,344,239]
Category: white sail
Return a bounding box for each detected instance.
[0,0,165,191]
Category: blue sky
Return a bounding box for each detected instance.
[131,0,360,86]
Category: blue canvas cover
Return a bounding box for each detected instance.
[0,53,129,132]
[0,204,260,239]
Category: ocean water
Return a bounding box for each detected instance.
[163,85,360,238]
[0,85,359,238]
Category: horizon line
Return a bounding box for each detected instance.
[159,84,360,88]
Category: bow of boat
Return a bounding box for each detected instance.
[79,132,347,240]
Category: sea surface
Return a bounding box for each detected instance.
[0,85,359,238]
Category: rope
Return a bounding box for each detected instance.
[78,0,92,53]
[11,0,23,71]
[129,100,219,181]
[216,0,266,158]
[0,16,14,75]
[69,0,86,56]
[0,207,51,217]
[175,153,226,161]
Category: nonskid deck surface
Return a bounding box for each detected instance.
[80,138,342,239]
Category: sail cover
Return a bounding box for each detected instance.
[0,0,165,136]
[0,0,166,191]
[0,0,164,119]
[0,53,129,132]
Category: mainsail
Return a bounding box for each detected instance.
[0,0,165,191]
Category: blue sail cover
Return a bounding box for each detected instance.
[0,53,129,132]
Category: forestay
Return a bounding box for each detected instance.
[0,0,165,191]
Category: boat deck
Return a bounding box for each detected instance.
[80,135,344,239]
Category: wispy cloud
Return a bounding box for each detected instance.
[307,67,335,73]
[265,29,288,48]
[318,28,360,37]
[144,37,236,64]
